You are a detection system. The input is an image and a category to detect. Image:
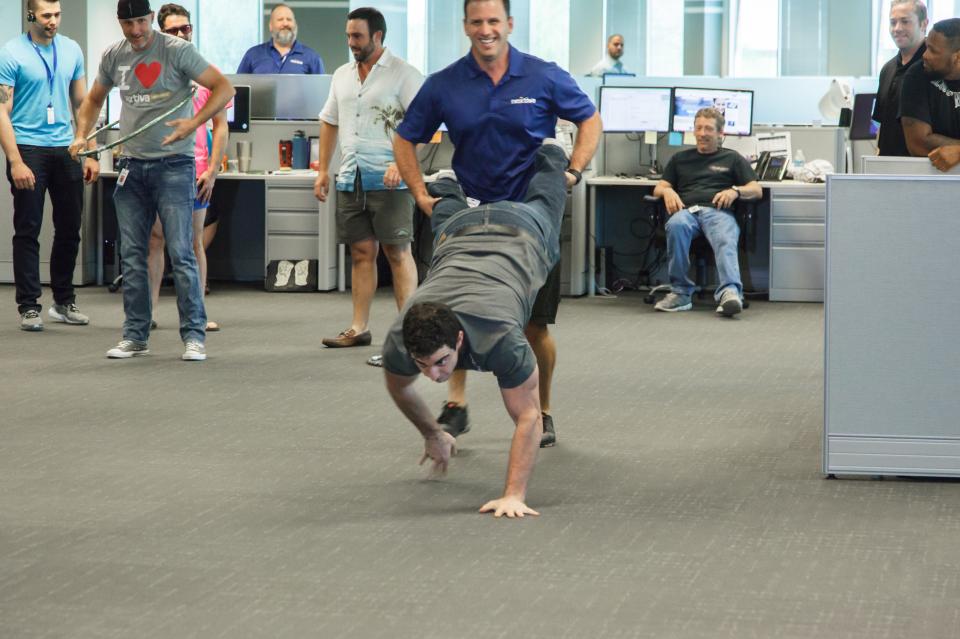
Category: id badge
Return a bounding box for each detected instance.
[46,106,55,125]
[466,197,481,208]
[117,168,129,186]
[689,205,702,213]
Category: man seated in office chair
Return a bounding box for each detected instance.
[652,107,762,317]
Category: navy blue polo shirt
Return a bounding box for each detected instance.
[236,40,324,74]
[396,45,596,203]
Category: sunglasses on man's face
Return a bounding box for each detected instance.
[162,24,193,36]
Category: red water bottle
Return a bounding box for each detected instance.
[278,140,293,169]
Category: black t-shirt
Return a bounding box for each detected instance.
[662,148,757,209]
[899,63,960,144]
[873,44,925,156]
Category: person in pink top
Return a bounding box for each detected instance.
[147,3,228,331]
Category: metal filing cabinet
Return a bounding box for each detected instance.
[264,177,338,291]
[769,183,826,302]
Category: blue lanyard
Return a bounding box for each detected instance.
[27,32,58,107]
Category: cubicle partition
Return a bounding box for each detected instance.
[824,174,960,477]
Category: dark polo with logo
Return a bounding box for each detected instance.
[662,147,758,210]
[396,44,596,203]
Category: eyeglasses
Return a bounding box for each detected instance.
[162,24,193,36]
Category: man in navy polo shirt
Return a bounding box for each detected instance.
[393,0,601,449]
[236,4,324,75]
[0,0,100,332]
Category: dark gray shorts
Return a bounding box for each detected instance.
[336,183,414,246]
[529,261,562,326]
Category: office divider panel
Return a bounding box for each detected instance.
[824,175,960,476]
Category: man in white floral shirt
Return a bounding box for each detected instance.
[314,7,423,354]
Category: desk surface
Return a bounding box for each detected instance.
[587,175,825,194]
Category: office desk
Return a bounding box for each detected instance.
[96,171,338,290]
[586,176,826,301]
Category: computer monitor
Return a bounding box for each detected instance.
[671,87,755,136]
[228,85,250,133]
[105,88,122,130]
[598,86,673,133]
[849,93,879,141]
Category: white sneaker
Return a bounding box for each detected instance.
[716,288,743,317]
[182,339,207,361]
[654,292,693,312]
[49,303,89,325]
[20,309,44,331]
[107,340,149,358]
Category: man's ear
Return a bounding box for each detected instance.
[455,330,465,352]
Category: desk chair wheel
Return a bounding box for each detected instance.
[108,273,123,293]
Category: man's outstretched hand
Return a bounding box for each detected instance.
[419,431,457,476]
[479,496,540,519]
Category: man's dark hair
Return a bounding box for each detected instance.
[402,302,462,358]
[463,0,510,19]
[28,0,59,12]
[157,3,189,30]
[932,18,960,52]
[695,107,725,132]
[348,7,387,44]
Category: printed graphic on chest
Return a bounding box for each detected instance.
[135,62,162,89]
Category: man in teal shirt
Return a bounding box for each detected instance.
[0,0,99,331]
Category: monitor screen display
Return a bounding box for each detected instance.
[227,85,250,133]
[672,87,754,136]
[849,92,879,141]
[599,86,672,133]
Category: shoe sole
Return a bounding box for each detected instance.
[182,354,207,361]
[48,310,89,325]
[21,323,44,331]
[107,349,150,359]
[655,303,692,312]
[322,340,372,348]
[540,438,556,448]
[718,300,743,316]
[441,424,471,437]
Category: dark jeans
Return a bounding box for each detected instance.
[427,145,568,267]
[6,145,83,314]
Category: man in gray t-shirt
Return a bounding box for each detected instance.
[383,144,569,520]
[70,0,234,362]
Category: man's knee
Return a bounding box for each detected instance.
[524,321,549,344]
[350,239,378,263]
[381,242,412,266]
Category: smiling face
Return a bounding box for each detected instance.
[694,116,723,154]
[922,30,960,79]
[346,18,379,63]
[270,5,297,47]
[119,13,154,51]
[889,3,927,53]
[464,0,513,65]
[161,13,192,43]
[412,332,464,384]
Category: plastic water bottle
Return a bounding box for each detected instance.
[793,149,806,170]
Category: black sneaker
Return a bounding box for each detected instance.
[437,402,470,437]
[540,413,557,448]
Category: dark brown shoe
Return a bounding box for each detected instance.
[322,328,372,348]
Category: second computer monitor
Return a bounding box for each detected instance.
[672,87,754,136]
[599,86,673,133]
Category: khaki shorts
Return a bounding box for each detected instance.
[336,183,415,246]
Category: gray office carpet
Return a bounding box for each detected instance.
[2,284,958,639]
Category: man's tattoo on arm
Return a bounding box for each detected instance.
[0,86,10,104]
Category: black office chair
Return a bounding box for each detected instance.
[642,194,757,306]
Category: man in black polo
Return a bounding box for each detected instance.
[874,0,928,156]
[901,18,960,172]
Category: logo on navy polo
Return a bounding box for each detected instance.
[510,97,537,105]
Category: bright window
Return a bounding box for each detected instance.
[731,0,780,76]
[647,0,684,76]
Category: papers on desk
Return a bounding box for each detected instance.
[723,132,792,164]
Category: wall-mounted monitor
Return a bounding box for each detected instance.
[849,93,879,141]
[227,85,250,133]
[599,86,673,133]
[672,87,755,136]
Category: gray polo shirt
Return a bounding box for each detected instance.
[383,231,550,389]
[97,32,210,159]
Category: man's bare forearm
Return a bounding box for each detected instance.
[393,135,428,201]
[385,371,444,440]
[209,112,228,171]
[569,111,602,172]
[501,407,541,499]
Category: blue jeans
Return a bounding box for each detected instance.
[113,155,205,344]
[665,206,741,301]
[427,145,567,266]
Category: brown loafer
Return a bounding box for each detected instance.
[322,328,372,348]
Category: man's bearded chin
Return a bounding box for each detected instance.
[272,28,296,46]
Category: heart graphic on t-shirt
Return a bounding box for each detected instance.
[134,62,162,88]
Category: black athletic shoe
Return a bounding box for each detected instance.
[438,402,470,437]
[540,413,556,448]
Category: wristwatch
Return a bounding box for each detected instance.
[566,167,583,185]
[731,185,741,196]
